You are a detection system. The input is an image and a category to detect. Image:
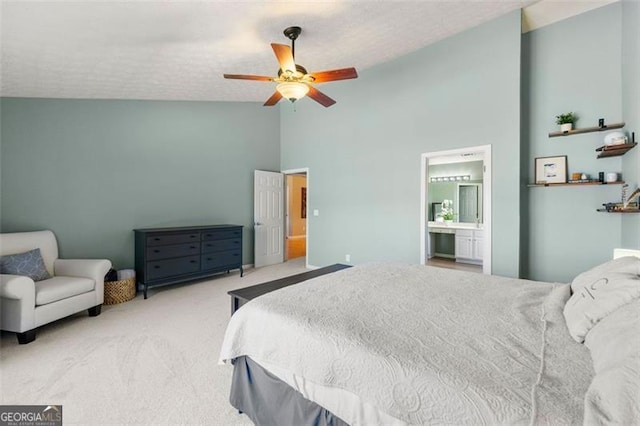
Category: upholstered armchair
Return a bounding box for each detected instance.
[0,230,111,344]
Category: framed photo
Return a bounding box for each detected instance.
[535,155,568,184]
[301,187,307,219]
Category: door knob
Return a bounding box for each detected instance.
[255,222,263,226]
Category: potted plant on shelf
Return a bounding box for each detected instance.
[556,112,576,132]
[441,199,454,224]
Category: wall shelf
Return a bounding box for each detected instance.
[595,142,637,158]
[548,122,624,138]
[597,209,640,213]
[528,181,624,187]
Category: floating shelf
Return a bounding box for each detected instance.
[548,122,625,138]
[596,142,637,158]
[528,181,624,187]
[597,209,640,213]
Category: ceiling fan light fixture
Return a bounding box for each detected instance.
[276,81,309,102]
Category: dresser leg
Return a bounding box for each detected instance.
[144,285,148,300]
[240,267,244,277]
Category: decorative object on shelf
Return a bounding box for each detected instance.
[571,172,581,181]
[604,131,628,146]
[529,181,623,187]
[606,172,619,183]
[598,200,639,213]
[430,175,471,183]
[556,112,576,132]
[568,179,599,184]
[535,155,568,184]
[441,199,454,224]
[623,187,640,210]
[599,118,605,128]
[599,172,604,183]
[548,121,625,138]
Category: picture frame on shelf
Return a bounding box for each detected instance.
[535,155,568,184]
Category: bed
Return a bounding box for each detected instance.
[219,249,640,425]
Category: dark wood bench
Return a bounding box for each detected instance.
[228,264,351,315]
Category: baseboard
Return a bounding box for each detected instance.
[242,263,254,270]
[455,258,482,265]
[306,264,320,270]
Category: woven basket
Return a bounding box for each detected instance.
[104,277,136,305]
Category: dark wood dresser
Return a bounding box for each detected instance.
[134,225,243,299]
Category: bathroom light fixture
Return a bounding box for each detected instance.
[430,175,471,183]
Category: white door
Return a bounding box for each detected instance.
[254,170,284,268]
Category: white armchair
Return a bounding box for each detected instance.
[0,230,111,344]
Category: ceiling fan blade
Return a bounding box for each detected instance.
[309,67,358,83]
[264,91,283,106]
[271,43,296,73]
[307,86,336,108]
[223,74,274,81]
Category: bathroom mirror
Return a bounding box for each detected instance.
[456,183,482,223]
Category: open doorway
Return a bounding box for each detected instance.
[420,145,492,275]
[283,168,309,266]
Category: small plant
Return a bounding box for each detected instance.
[555,112,576,125]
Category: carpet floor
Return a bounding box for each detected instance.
[0,258,308,425]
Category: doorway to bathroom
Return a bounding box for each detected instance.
[420,145,492,274]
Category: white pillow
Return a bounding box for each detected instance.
[563,256,640,343]
[570,256,639,293]
[582,299,640,424]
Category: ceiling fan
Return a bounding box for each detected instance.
[223,26,358,108]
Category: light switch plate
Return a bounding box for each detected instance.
[313,209,319,216]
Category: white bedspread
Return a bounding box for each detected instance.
[220,263,594,425]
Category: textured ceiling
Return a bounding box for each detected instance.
[1,1,531,102]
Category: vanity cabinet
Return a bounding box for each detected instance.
[455,229,483,264]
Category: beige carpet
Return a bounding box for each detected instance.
[0,258,308,425]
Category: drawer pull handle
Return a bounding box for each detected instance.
[154,266,160,269]
[154,238,161,241]
[207,258,212,261]
[190,246,196,249]
[154,250,160,253]
[234,241,239,244]
[233,254,239,257]
[190,235,196,238]
[190,260,197,264]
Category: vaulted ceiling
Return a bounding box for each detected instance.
[1,1,537,102]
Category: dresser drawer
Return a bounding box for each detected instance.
[146,242,200,261]
[146,233,200,247]
[201,251,241,270]
[146,255,200,280]
[201,239,241,254]
[202,229,242,241]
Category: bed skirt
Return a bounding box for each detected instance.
[230,356,348,426]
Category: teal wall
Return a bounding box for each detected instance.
[621,0,640,248]
[281,11,522,276]
[0,99,280,268]
[521,3,625,282]
[1,5,635,282]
